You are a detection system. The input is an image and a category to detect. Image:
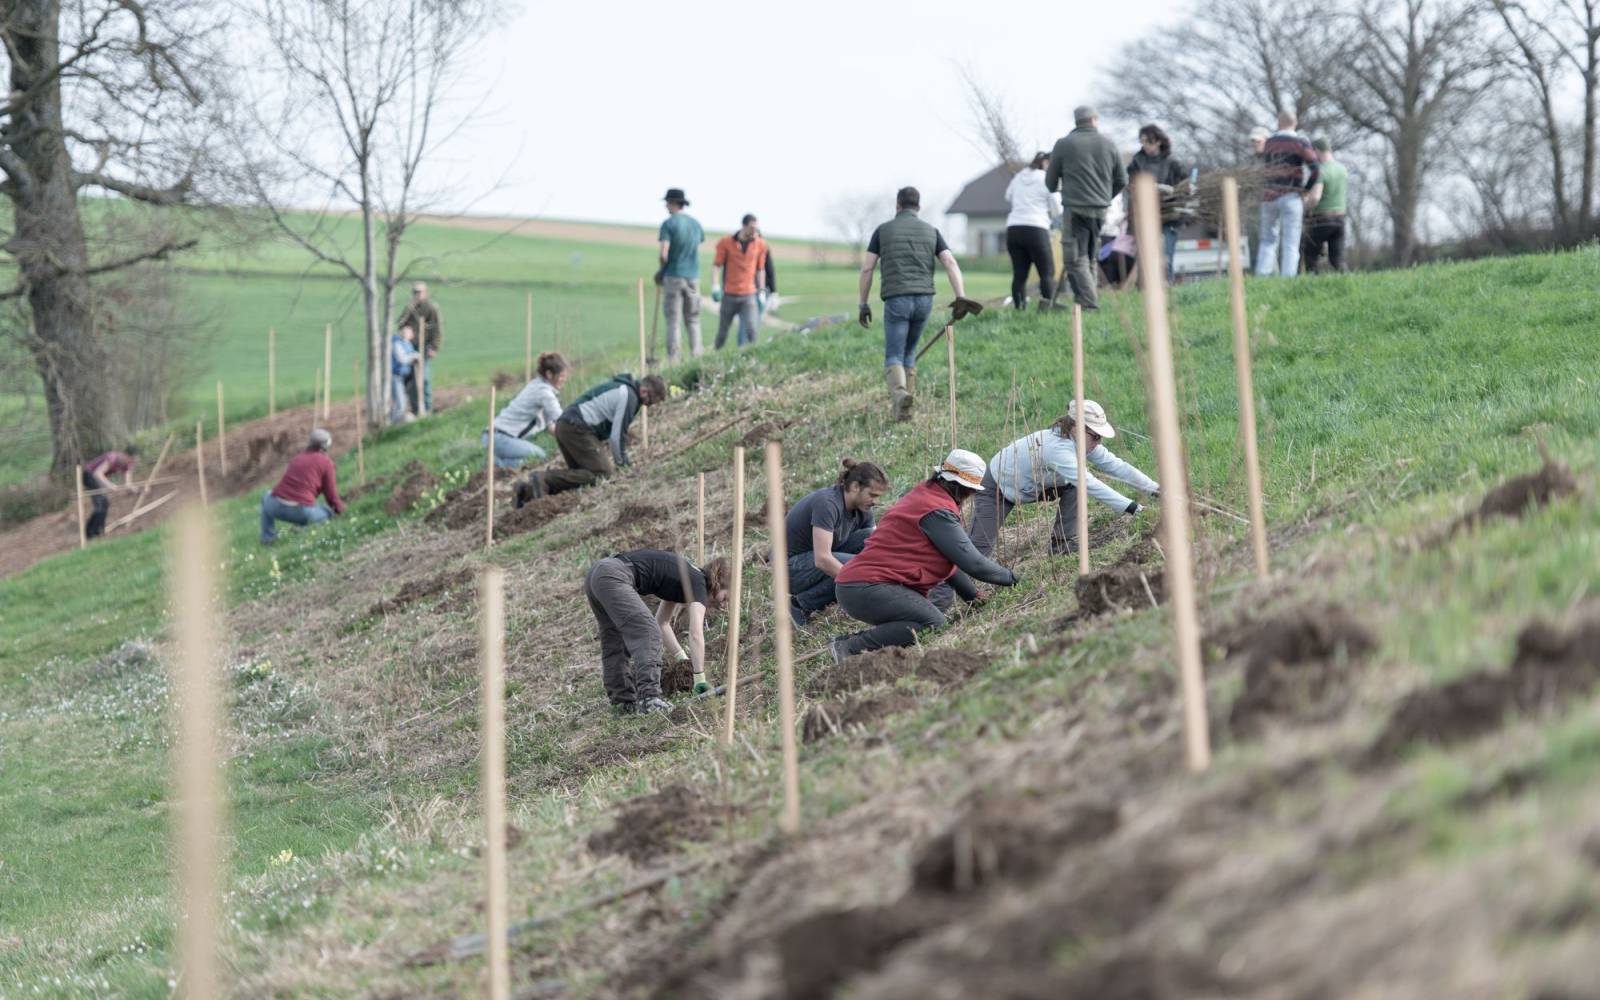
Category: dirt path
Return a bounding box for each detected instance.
[0,389,467,579]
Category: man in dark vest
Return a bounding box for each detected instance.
[1045,106,1127,311]
[857,186,968,421]
[397,281,443,412]
[515,373,667,501]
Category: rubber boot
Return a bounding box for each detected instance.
[885,365,911,422]
[905,367,917,416]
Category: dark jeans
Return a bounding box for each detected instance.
[585,557,664,707]
[1306,215,1346,272]
[836,581,945,656]
[788,526,873,613]
[82,469,108,538]
[883,293,934,368]
[1005,225,1055,308]
[1060,212,1104,309]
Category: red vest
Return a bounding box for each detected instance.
[836,480,959,595]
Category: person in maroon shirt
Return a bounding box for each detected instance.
[259,429,345,544]
[81,446,139,539]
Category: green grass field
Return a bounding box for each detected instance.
[3,235,1599,996]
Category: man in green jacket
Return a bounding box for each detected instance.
[1304,138,1349,272]
[1045,106,1127,311]
[397,282,442,412]
[856,186,968,421]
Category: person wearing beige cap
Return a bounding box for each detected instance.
[397,281,442,412]
[983,399,1159,557]
[828,449,1018,661]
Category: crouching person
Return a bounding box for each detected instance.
[485,351,569,469]
[260,429,344,544]
[829,449,1017,661]
[786,458,888,628]
[515,373,666,503]
[585,548,730,715]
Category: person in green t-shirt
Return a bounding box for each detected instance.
[654,188,705,361]
[1305,138,1349,272]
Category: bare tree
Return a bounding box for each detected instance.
[0,0,218,472]
[956,64,1023,170]
[232,0,493,426]
[824,191,885,266]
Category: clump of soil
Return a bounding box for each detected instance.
[811,647,987,696]
[1077,565,1166,616]
[368,567,473,617]
[586,784,717,866]
[1368,610,1600,762]
[738,420,791,447]
[494,491,580,540]
[1452,460,1577,534]
[773,903,948,1000]
[424,470,490,529]
[1216,604,1377,738]
[910,791,1120,894]
[659,658,698,695]
[384,461,438,514]
[802,690,918,742]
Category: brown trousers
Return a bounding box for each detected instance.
[545,419,615,494]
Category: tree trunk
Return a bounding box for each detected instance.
[1582,7,1598,233]
[1391,136,1424,265]
[359,167,384,430]
[2,0,122,472]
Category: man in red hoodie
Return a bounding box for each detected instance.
[260,429,345,544]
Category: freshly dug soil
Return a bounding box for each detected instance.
[384,461,438,514]
[810,647,987,696]
[1216,604,1377,737]
[773,904,949,1000]
[910,791,1120,894]
[586,784,717,866]
[659,658,697,696]
[1077,565,1166,616]
[425,470,490,529]
[1368,611,1600,762]
[1452,460,1577,534]
[801,690,919,742]
[494,492,580,540]
[368,567,473,617]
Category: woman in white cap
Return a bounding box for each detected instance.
[829,449,1018,661]
[980,399,1158,557]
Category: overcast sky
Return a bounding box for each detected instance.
[450,0,1185,241]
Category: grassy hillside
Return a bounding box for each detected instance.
[3,248,1600,996]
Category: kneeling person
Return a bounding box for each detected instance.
[260,429,344,544]
[485,352,569,469]
[830,449,1017,660]
[517,373,666,502]
[786,458,888,627]
[585,548,730,714]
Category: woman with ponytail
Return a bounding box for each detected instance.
[485,352,571,469]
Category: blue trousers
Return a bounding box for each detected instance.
[260,490,332,544]
[882,294,933,368]
[788,526,873,612]
[481,430,547,469]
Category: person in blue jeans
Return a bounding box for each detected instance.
[857,186,968,420]
[389,325,420,424]
[260,429,344,544]
[784,459,890,627]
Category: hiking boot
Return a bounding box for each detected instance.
[904,367,918,416]
[885,365,912,422]
[789,598,810,630]
[636,696,672,715]
[512,473,543,509]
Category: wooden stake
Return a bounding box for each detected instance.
[74,465,86,549]
[764,441,801,832]
[525,291,534,383]
[946,322,958,449]
[1130,173,1210,772]
[268,327,276,418]
[323,324,333,419]
[721,446,746,747]
[313,367,322,429]
[195,421,208,508]
[353,360,365,485]
[485,385,497,549]
[696,472,706,563]
[416,339,428,420]
[637,278,649,451]
[1222,177,1272,581]
[478,565,510,1000]
[1072,306,1090,574]
[112,433,175,536]
[215,381,227,479]
[168,504,223,1000]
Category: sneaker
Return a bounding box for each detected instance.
[636,696,672,715]
[789,598,810,630]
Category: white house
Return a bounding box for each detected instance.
[945,163,1015,257]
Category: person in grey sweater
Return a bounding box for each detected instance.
[515,373,667,500]
[1045,105,1127,311]
[483,352,570,469]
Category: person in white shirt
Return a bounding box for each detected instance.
[482,352,569,469]
[1004,151,1062,310]
[981,399,1159,556]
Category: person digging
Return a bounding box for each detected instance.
[513,373,667,503]
[80,445,139,540]
[584,548,731,715]
[828,449,1018,662]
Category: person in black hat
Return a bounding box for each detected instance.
[655,188,705,362]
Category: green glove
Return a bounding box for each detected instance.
[692,672,710,695]
[712,286,723,303]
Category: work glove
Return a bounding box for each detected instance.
[653,266,665,286]
[950,296,985,321]
[858,303,872,328]
[693,672,710,695]
[712,286,722,303]
[673,648,689,663]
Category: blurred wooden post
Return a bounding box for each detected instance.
[322,324,333,419]
[74,466,86,549]
[195,421,208,508]
[416,338,428,420]
[353,360,365,485]
[267,327,276,418]
[313,366,322,429]
[1131,174,1210,772]
[696,472,706,562]
[215,381,227,479]
[485,385,497,549]
[947,323,958,449]
[765,442,801,832]
[1072,306,1090,574]
[637,278,649,451]
[721,446,746,747]
[169,505,223,1000]
[1222,177,1272,581]
[478,566,510,1000]
[524,292,533,383]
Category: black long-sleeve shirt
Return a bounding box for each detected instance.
[919,510,1016,601]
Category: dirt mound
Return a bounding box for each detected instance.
[738,420,792,447]
[910,791,1120,894]
[1368,611,1600,762]
[802,691,918,742]
[772,903,950,1000]
[811,647,987,696]
[586,784,716,866]
[1077,565,1166,616]
[495,491,580,540]
[1452,460,1577,534]
[425,470,491,529]
[659,658,699,695]
[1215,604,1377,737]
[368,567,473,617]
[384,461,438,514]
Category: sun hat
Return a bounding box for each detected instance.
[1068,400,1116,439]
[309,428,333,450]
[936,448,987,491]
[664,187,690,205]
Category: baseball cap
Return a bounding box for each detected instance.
[1068,400,1116,439]
[309,428,333,450]
[936,449,987,491]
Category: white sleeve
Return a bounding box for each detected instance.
[1091,447,1160,495]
